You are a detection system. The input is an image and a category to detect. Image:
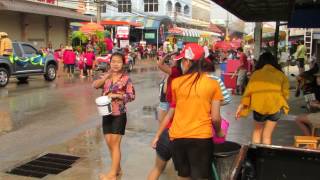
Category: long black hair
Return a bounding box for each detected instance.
[255,52,283,72]
[110,52,126,64]
[181,55,215,97]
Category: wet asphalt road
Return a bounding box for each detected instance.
[0,64,305,179]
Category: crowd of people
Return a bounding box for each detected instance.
[51,44,97,79]
[2,29,319,179]
[92,35,320,179]
[91,38,320,180]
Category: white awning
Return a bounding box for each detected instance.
[181,28,200,37]
[179,28,221,37]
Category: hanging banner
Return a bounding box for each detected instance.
[120,40,130,48]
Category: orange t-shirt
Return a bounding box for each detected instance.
[169,73,223,140]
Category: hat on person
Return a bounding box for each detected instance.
[66,46,73,50]
[0,32,8,37]
[174,43,204,61]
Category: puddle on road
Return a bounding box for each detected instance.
[130,66,158,74]
[142,105,158,120]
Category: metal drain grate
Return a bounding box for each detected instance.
[6,153,80,178]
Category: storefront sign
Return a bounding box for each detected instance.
[145,33,155,39]
[120,40,130,48]
[116,26,129,39]
[37,0,55,4]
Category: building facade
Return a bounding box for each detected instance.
[101,0,192,19]
[191,0,211,23]
[100,0,193,45]
[0,0,92,49]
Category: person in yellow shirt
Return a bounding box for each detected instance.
[152,43,224,180]
[295,40,307,74]
[236,52,289,145]
[0,32,13,56]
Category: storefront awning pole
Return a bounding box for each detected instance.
[254,22,262,61]
[274,21,280,59]
[156,28,159,50]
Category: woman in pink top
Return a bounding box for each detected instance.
[93,52,135,180]
[84,48,95,77]
[63,46,76,78]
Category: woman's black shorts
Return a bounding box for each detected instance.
[102,113,127,135]
[156,129,172,161]
[297,58,305,68]
[253,111,282,122]
[66,64,75,73]
[86,65,93,70]
[171,138,213,179]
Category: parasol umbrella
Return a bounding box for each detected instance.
[214,41,233,51]
[80,22,104,34]
[230,39,242,49]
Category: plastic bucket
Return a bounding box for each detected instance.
[213,141,241,180]
[212,118,230,144]
[95,96,112,116]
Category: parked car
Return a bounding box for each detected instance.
[0,42,57,87]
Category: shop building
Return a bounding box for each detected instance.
[0,0,92,49]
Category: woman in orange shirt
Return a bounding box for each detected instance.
[152,43,224,180]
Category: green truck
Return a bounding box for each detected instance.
[0,42,57,87]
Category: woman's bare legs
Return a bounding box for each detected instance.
[100,134,123,180]
[296,115,312,136]
[252,121,264,144]
[262,120,277,145]
[147,155,168,180]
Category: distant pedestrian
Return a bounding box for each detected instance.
[92,52,135,180]
[234,47,249,95]
[138,44,144,60]
[63,46,76,79]
[0,32,13,56]
[157,46,164,60]
[84,48,95,77]
[76,49,85,78]
[104,37,113,54]
[55,44,65,77]
[295,66,320,136]
[177,39,184,52]
[236,52,289,145]
[295,40,307,74]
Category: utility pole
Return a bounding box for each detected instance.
[95,0,101,23]
[225,12,230,41]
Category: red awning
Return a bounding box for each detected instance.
[79,22,104,33]
[209,24,223,34]
[168,27,183,35]
[214,41,234,51]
